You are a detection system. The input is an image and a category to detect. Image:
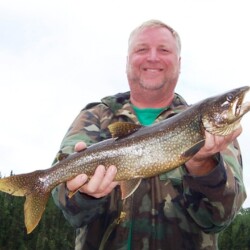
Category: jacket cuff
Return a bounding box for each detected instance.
[53,183,107,215]
[184,153,227,189]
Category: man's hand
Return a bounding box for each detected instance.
[185,126,242,176]
[66,142,118,198]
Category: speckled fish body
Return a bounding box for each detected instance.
[0,86,249,234]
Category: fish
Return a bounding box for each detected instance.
[0,86,250,234]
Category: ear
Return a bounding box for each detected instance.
[126,55,130,74]
[178,56,181,74]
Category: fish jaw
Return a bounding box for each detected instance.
[202,86,250,136]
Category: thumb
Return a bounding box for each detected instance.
[74,141,87,152]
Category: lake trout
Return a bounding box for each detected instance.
[0,86,250,234]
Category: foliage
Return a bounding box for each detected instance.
[218,207,250,250]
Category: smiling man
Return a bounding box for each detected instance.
[127,23,181,108]
[52,20,246,250]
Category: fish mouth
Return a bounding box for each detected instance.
[203,86,250,136]
[234,86,250,118]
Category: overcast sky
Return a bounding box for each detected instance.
[0,0,249,207]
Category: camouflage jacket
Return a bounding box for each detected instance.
[52,91,246,250]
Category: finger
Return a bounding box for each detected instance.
[82,165,107,194]
[215,126,242,146]
[98,165,117,192]
[94,181,119,198]
[203,131,216,150]
[67,174,88,191]
[204,126,241,151]
[75,141,87,152]
[227,126,242,141]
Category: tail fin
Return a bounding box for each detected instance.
[0,171,51,234]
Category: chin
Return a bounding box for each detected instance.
[140,81,165,90]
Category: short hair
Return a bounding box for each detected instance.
[128,19,181,55]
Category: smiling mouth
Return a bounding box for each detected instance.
[143,68,163,72]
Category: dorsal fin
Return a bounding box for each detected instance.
[108,122,142,138]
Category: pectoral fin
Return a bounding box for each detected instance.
[119,178,142,199]
[68,190,78,199]
[181,140,205,158]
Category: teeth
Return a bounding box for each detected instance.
[233,99,240,116]
[144,68,162,72]
[236,106,241,116]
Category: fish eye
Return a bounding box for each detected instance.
[226,94,234,102]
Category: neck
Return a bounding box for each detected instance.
[130,89,174,108]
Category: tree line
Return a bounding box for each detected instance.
[0,173,249,249]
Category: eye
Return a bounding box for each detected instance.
[158,48,168,53]
[226,94,234,102]
[136,47,148,53]
[158,46,170,53]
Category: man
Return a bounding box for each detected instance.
[52,20,246,250]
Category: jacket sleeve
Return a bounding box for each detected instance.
[52,183,109,228]
[182,139,246,233]
[52,103,113,228]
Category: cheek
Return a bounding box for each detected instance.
[162,55,180,66]
[165,60,180,75]
[127,61,139,77]
[128,54,145,68]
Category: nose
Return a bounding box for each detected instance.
[147,48,159,61]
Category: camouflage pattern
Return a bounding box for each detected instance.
[52,91,246,250]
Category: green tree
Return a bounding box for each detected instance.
[218,208,250,250]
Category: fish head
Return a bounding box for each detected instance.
[201,86,250,136]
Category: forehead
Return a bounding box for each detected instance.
[129,27,176,48]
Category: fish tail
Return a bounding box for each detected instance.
[0,170,51,234]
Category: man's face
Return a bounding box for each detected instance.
[126,27,181,91]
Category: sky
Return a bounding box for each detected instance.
[0,0,249,207]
